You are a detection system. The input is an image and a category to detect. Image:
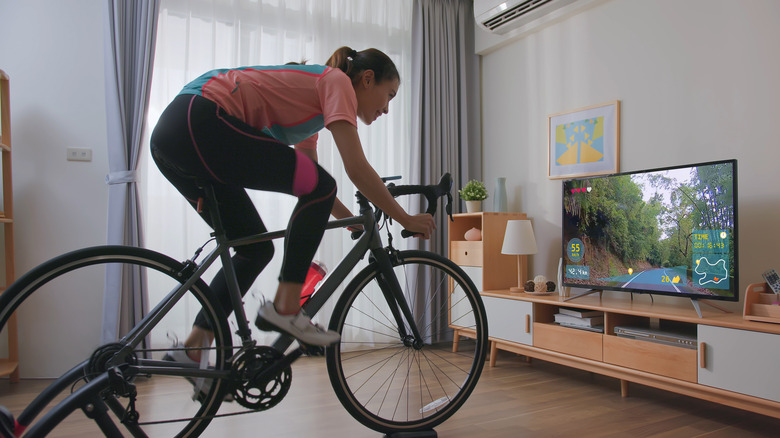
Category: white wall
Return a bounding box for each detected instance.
[0,0,108,377]
[479,0,780,310]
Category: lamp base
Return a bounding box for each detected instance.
[509,286,524,293]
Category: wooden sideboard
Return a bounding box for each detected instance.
[481,290,780,419]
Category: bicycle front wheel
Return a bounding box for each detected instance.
[0,246,233,437]
[326,250,488,433]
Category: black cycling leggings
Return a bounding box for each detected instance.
[150,94,337,330]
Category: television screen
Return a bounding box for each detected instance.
[562,159,738,302]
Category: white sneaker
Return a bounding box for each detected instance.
[162,345,233,403]
[255,301,340,346]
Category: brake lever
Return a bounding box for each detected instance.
[446,192,453,222]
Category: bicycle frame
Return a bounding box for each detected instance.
[111,183,421,380]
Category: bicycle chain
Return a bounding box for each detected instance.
[114,345,293,427]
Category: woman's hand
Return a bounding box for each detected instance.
[399,213,436,239]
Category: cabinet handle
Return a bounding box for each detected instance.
[525,314,531,333]
[699,342,706,368]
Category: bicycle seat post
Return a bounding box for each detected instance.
[199,182,254,344]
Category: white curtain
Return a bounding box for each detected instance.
[141,0,415,347]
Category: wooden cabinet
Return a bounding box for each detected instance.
[479,291,780,419]
[0,69,18,382]
[699,325,780,403]
[448,212,527,291]
[447,212,527,351]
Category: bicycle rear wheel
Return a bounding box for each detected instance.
[326,250,488,433]
[0,246,233,437]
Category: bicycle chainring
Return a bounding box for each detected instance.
[231,346,292,411]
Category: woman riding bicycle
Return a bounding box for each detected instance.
[149,46,435,363]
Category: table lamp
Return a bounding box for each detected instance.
[501,220,537,292]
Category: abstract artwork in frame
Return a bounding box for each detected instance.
[548,100,620,179]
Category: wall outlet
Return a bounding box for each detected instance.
[67,147,92,162]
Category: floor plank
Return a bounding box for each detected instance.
[2,351,779,437]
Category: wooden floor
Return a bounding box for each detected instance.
[2,350,779,437]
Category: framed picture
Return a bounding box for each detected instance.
[548,100,620,179]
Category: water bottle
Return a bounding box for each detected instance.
[300,260,327,306]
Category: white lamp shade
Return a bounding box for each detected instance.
[501,220,538,255]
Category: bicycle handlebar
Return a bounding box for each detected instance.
[353,173,453,239]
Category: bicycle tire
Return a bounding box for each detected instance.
[326,250,488,433]
[0,245,233,437]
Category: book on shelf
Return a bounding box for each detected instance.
[553,312,604,327]
[557,307,603,318]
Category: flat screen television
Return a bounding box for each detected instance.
[561,159,738,309]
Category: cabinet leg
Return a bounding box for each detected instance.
[489,341,497,367]
[452,330,460,353]
[620,380,629,398]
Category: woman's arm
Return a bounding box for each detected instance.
[327,120,435,238]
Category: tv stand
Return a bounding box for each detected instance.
[478,291,780,420]
[690,298,731,318]
[563,288,602,302]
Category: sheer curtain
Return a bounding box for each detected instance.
[141,0,414,347]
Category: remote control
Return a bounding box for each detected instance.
[762,269,780,294]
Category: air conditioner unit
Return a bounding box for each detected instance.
[475,0,580,34]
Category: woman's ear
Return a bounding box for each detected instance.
[362,70,375,87]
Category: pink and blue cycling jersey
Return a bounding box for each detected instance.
[179,64,358,150]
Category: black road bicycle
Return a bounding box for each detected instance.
[0,174,487,437]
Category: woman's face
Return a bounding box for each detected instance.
[354,70,399,125]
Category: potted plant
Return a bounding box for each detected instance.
[459,179,488,213]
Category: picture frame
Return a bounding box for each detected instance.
[548,100,620,179]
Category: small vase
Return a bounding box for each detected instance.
[493,177,507,212]
[464,227,482,241]
[465,200,482,213]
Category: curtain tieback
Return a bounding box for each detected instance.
[106,170,137,185]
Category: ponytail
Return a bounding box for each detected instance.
[326,46,400,85]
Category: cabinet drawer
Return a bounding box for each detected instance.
[483,296,532,345]
[534,323,602,361]
[449,241,483,267]
[604,336,697,383]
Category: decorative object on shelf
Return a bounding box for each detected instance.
[501,219,537,292]
[493,177,507,212]
[523,275,556,294]
[548,100,620,179]
[557,257,570,297]
[464,227,482,241]
[459,179,487,213]
[533,275,548,292]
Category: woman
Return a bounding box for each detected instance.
[150,46,434,361]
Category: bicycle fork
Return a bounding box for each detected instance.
[370,247,426,348]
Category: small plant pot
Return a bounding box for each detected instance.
[465,200,482,213]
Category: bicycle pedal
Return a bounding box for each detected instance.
[301,345,325,356]
[254,313,278,333]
